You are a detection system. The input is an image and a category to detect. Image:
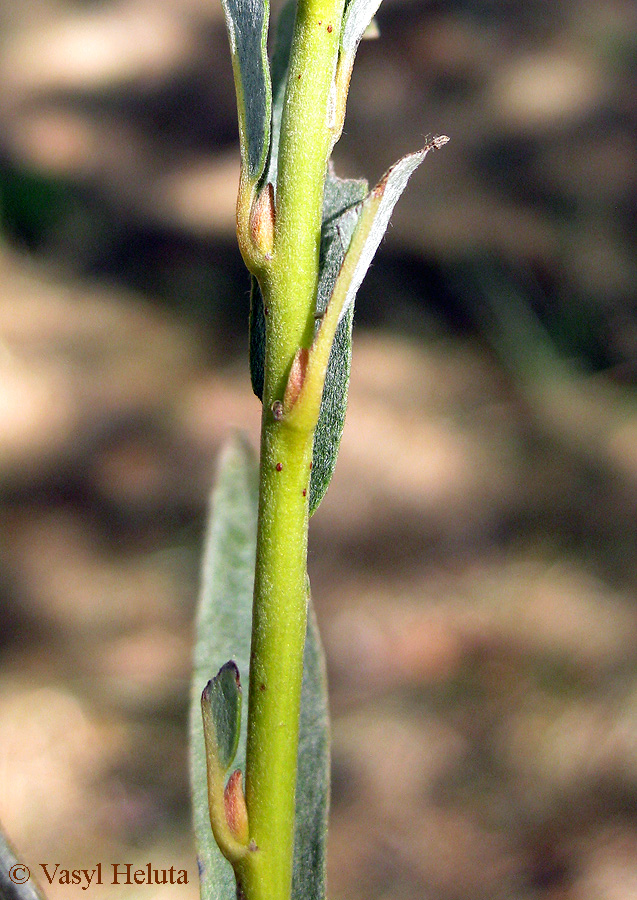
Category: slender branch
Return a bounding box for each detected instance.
[236,0,346,898]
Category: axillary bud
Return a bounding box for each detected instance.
[249,182,275,258]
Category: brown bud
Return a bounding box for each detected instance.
[283,347,309,411]
[224,770,249,845]
[249,183,275,258]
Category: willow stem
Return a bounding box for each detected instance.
[237,1,346,898]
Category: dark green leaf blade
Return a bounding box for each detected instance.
[190,437,331,900]
[309,172,368,515]
[309,303,353,515]
[221,0,271,183]
[201,661,242,774]
[249,276,266,401]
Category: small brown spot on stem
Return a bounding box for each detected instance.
[302,489,307,497]
[276,462,283,472]
[259,683,266,691]
[327,23,333,32]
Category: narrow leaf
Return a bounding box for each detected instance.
[316,171,369,317]
[328,0,383,148]
[191,437,257,900]
[289,139,449,496]
[309,172,368,514]
[221,0,271,183]
[190,437,331,900]
[332,136,449,329]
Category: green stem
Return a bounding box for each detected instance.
[261,0,346,403]
[238,419,312,900]
[237,1,346,898]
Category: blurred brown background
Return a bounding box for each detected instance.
[0,0,636,898]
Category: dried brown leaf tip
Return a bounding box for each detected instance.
[424,134,450,152]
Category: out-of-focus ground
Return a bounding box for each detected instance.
[0,0,636,898]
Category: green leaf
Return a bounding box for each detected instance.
[201,661,242,775]
[190,437,330,900]
[309,172,367,514]
[305,139,448,513]
[201,662,248,865]
[328,138,449,331]
[191,438,257,900]
[221,0,271,183]
[317,171,369,317]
